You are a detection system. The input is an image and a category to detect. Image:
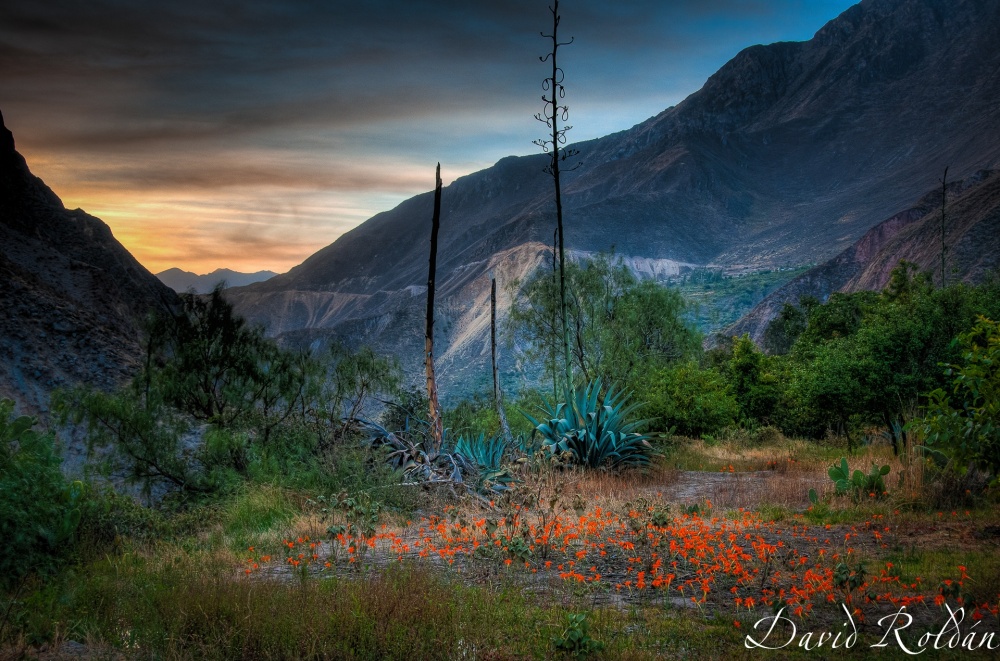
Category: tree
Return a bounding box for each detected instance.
[304,343,401,447]
[534,0,578,392]
[641,362,738,438]
[762,298,812,355]
[914,316,1000,475]
[157,286,289,428]
[57,284,401,494]
[724,335,781,427]
[778,265,1000,446]
[510,253,699,390]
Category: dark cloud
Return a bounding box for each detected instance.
[0,0,857,271]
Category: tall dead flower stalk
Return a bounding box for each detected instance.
[534,0,578,394]
[492,277,513,446]
[425,163,444,455]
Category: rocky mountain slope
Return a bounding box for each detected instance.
[156,267,277,294]
[727,169,1000,344]
[226,0,1000,397]
[0,110,178,415]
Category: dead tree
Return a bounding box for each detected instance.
[425,163,444,454]
[492,277,513,446]
[534,0,578,394]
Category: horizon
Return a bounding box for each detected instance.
[1,0,855,275]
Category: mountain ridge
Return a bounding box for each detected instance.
[156,267,277,294]
[226,0,1000,398]
[0,109,179,415]
[726,169,1000,345]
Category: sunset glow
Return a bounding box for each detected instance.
[1,0,856,274]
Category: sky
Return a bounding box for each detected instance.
[0,0,857,275]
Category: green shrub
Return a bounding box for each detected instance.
[641,361,737,437]
[0,400,82,586]
[552,612,603,658]
[912,316,1000,477]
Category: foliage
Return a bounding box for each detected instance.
[453,432,516,494]
[154,287,294,428]
[510,253,700,391]
[313,491,383,542]
[912,316,1000,476]
[827,457,890,500]
[379,387,429,435]
[0,400,83,586]
[774,266,1000,440]
[524,380,654,469]
[56,287,402,496]
[304,342,401,447]
[552,613,603,658]
[56,379,214,496]
[762,297,813,355]
[444,394,500,439]
[722,335,781,427]
[640,361,738,437]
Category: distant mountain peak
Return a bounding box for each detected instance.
[156,267,277,294]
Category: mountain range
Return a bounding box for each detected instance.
[156,268,277,294]
[728,168,1000,344]
[3,0,1000,413]
[224,0,1000,398]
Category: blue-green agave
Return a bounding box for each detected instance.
[523,379,655,469]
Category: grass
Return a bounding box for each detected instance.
[214,484,297,552]
[5,433,1000,659]
[10,549,750,660]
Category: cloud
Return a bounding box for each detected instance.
[0,0,857,272]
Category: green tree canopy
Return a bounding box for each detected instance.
[510,253,700,391]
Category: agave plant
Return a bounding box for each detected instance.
[453,433,516,494]
[359,419,469,485]
[454,433,509,472]
[523,379,655,470]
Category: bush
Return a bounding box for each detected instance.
[912,316,1000,477]
[641,361,737,437]
[724,335,781,426]
[0,400,83,586]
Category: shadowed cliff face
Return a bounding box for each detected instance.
[224,0,1000,397]
[727,170,1000,345]
[0,110,178,416]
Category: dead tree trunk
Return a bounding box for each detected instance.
[425,163,444,455]
[492,277,513,446]
[535,0,577,394]
[940,166,949,288]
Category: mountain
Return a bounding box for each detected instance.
[226,0,1000,398]
[726,169,1000,344]
[156,267,277,294]
[0,109,179,415]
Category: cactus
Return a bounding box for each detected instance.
[827,457,890,500]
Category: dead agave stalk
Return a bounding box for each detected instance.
[492,277,513,446]
[425,163,444,456]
